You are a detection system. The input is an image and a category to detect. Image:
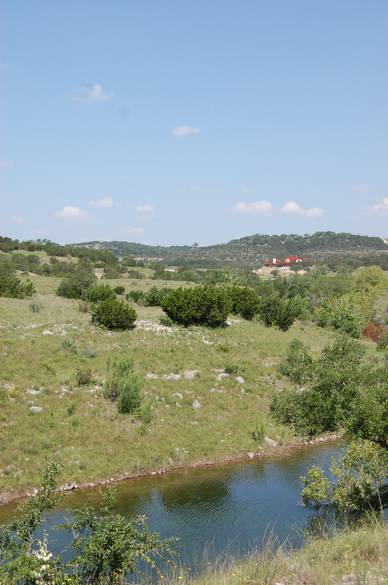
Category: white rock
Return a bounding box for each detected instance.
[174,392,184,400]
[192,400,201,409]
[146,373,159,379]
[247,452,255,459]
[164,373,182,381]
[183,370,199,379]
[216,372,229,381]
[29,406,43,413]
[26,388,41,395]
[264,436,278,447]
[235,376,245,384]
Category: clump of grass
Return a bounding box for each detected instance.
[62,338,78,355]
[83,347,97,359]
[217,343,230,353]
[75,367,93,386]
[252,419,266,443]
[224,363,240,375]
[29,301,42,313]
[67,403,76,416]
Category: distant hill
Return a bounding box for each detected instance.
[75,232,388,268]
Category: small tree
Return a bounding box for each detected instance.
[84,283,116,303]
[57,270,96,299]
[258,293,303,331]
[227,286,261,320]
[92,298,137,330]
[161,286,232,327]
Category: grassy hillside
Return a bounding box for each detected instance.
[0,272,335,498]
[76,232,388,267]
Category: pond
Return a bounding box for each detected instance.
[0,442,347,576]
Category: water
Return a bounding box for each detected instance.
[0,442,346,575]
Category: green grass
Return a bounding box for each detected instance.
[0,274,350,496]
[167,521,388,585]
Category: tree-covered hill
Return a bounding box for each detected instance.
[74,232,388,267]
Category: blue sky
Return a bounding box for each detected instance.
[1,1,388,245]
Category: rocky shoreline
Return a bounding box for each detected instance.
[0,433,340,508]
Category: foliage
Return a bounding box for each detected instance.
[92,298,137,330]
[84,283,116,303]
[271,335,368,436]
[224,363,240,375]
[0,463,171,584]
[315,293,373,338]
[57,270,96,299]
[161,286,232,327]
[226,286,261,320]
[258,293,304,331]
[113,285,125,295]
[126,290,147,304]
[278,339,314,385]
[103,356,142,414]
[301,440,388,513]
[0,259,35,298]
[76,367,93,386]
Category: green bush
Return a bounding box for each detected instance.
[92,298,137,330]
[144,286,174,306]
[84,283,116,303]
[161,285,232,327]
[258,293,303,331]
[57,270,96,299]
[0,260,35,298]
[114,285,125,295]
[226,285,261,320]
[103,356,142,414]
[278,339,314,385]
[126,290,147,304]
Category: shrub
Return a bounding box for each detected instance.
[29,301,42,313]
[377,331,388,351]
[0,260,35,298]
[227,285,261,320]
[76,367,92,386]
[57,270,96,299]
[84,283,116,303]
[161,286,232,327]
[144,286,174,306]
[278,339,314,385]
[224,363,240,375]
[92,298,137,330]
[103,356,142,414]
[117,374,143,414]
[114,285,125,295]
[258,294,303,331]
[126,290,147,304]
[159,314,174,327]
[301,440,388,513]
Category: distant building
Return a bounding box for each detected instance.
[263,255,303,268]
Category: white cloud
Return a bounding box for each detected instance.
[72,83,114,103]
[234,201,273,215]
[136,204,156,216]
[55,206,89,220]
[12,215,24,223]
[127,227,144,236]
[173,125,200,137]
[89,196,114,208]
[371,197,388,213]
[281,200,324,218]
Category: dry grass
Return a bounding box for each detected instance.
[167,521,388,585]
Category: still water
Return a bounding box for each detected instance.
[1,442,345,574]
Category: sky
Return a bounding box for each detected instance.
[1,1,388,246]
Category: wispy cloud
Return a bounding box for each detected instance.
[72,83,114,103]
[281,200,324,218]
[136,204,156,217]
[173,125,200,137]
[127,227,144,236]
[234,201,273,215]
[55,206,89,221]
[89,196,114,208]
[370,197,388,213]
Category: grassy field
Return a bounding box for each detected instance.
[0,272,342,497]
[168,521,388,585]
